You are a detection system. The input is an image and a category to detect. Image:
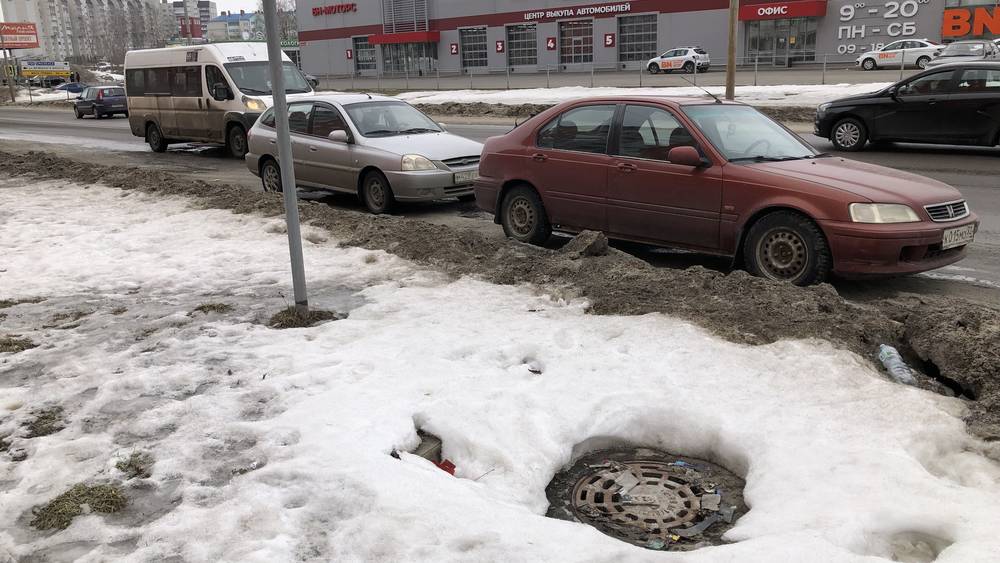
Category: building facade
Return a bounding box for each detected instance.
[297,0,1000,76]
[206,10,262,43]
[1,0,174,62]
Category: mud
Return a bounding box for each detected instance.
[1,149,998,440]
[414,102,817,123]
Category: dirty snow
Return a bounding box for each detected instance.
[395,83,893,107]
[1,177,999,562]
[0,131,145,152]
[11,89,76,104]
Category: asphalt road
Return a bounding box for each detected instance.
[1,106,997,305]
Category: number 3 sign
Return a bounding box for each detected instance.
[604,33,616,47]
[495,40,505,53]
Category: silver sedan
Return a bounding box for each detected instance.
[246,94,484,214]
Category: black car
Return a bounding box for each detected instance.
[815,61,1000,151]
[73,85,128,119]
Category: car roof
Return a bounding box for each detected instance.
[555,96,743,107]
[924,60,1000,69]
[308,93,400,105]
[946,39,992,45]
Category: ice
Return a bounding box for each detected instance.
[1,176,999,562]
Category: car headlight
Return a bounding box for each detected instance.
[817,102,832,115]
[849,203,920,223]
[242,96,267,112]
[401,154,436,171]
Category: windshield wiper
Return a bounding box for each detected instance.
[363,129,399,136]
[399,127,440,134]
[239,87,267,94]
[286,88,310,94]
[729,155,807,163]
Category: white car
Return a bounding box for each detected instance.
[647,47,710,74]
[856,39,941,71]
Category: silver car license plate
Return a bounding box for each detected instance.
[454,169,478,185]
[942,224,975,250]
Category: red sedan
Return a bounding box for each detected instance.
[473,97,979,285]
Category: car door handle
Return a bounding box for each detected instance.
[927,98,938,105]
[198,98,202,109]
[532,153,548,162]
[269,139,276,144]
[308,146,319,152]
[617,163,637,173]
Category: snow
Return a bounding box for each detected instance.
[2,176,1000,562]
[12,88,76,103]
[395,83,894,107]
[0,131,145,152]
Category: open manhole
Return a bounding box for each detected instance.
[546,448,746,551]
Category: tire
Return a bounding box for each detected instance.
[260,158,282,193]
[94,110,103,119]
[683,61,695,74]
[146,123,168,153]
[123,111,129,118]
[647,63,660,74]
[743,211,831,286]
[831,117,868,152]
[500,185,551,245]
[862,58,877,71]
[916,56,930,69]
[74,106,82,119]
[227,125,248,159]
[360,170,395,214]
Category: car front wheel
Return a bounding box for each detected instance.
[500,185,551,245]
[361,171,395,214]
[831,117,868,151]
[744,211,831,286]
[227,125,248,159]
[73,106,82,119]
[862,58,877,71]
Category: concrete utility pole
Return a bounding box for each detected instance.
[725,0,738,100]
[262,0,309,315]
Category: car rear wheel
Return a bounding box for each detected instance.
[146,123,168,153]
[500,185,551,245]
[361,170,395,214]
[73,106,82,119]
[260,158,282,193]
[862,58,877,71]
[683,62,695,74]
[227,125,248,159]
[744,211,831,286]
[647,63,660,74]
[831,118,868,151]
[916,56,931,69]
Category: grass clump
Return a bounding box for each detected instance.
[268,307,342,329]
[24,406,65,438]
[192,302,234,315]
[115,452,154,479]
[110,306,128,315]
[0,297,44,309]
[0,335,37,354]
[30,483,128,530]
[0,435,10,453]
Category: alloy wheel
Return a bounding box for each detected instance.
[263,162,281,192]
[835,122,861,149]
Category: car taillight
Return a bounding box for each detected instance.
[97,90,103,101]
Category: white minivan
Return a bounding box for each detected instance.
[124,42,314,157]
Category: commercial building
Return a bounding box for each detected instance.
[297,0,1000,76]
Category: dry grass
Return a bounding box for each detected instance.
[115,451,153,479]
[0,335,37,354]
[268,307,342,329]
[0,297,44,309]
[192,302,234,315]
[24,406,65,438]
[30,483,128,530]
[0,435,10,453]
[110,306,128,315]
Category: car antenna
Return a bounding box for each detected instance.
[676,74,724,104]
[364,92,372,99]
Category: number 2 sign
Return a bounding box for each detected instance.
[604,33,615,47]
[495,40,505,53]
[450,43,458,55]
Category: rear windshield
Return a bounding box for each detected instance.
[940,42,985,56]
[103,87,125,96]
[695,49,708,55]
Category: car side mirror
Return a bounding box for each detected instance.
[887,85,898,98]
[437,122,447,131]
[668,146,705,167]
[212,83,231,101]
[306,75,319,88]
[328,130,349,143]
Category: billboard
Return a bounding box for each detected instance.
[0,22,40,49]
[21,61,71,78]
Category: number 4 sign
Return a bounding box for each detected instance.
[495,40,505,53]
[604,33,616,47]
[546,37,556,50]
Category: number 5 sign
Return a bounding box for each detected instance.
[604,33,616,47]
[495,40,505,53]
[546,37,556,50]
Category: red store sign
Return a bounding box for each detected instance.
[739,1,827,21]
[312,3,357,17]
[523,2,631,22]
[1,22,40,49]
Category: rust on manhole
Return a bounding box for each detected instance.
[546,448,746,551]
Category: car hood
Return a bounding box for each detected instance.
[747,157,962,205]
[360,132,484,161]
[829,88,889,105]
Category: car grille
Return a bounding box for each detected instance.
[924,200,969,222]
[442,155,480,168]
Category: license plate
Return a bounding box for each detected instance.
[942,224,975,250]
[454,169,478,185]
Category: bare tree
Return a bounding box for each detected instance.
[257,0,298,43]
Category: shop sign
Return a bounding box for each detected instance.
[21,61,71,78]
[546,37,556,50]
[739,1,827,21]
[0,22,40,49]
[449,43,459,55]
[312,3,357,17]
[604,33,616,47]
[942,7,1000,39]
[523,2,631,22]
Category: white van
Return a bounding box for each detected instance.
[124,42,314,157]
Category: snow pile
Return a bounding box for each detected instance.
[12,88,76,103]
[2,177,999,562]
[396,83,893,107]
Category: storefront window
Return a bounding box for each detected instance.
[618,14,658,63]
[381,43,437,75]
[746,17,817,64]
[353,37,376,72]
[559,20,593,64]
[460,27,488,68]
[507,24,537,66]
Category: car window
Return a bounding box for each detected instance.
[206,65,227,91]
[882,41,903,51]
[105,87,125,97]
[899,70,955,96]
[682,104,814,161]
[618,105,697,162]
[287,102,313,134]
[956,69,1000,93]
[343,101,441,137]
[537,104,616,154]
[694,48,708,55]
[260,108,275,128]
[311,105,348,137]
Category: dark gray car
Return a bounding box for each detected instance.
[73,86,128,119]
[925,40,1000,68]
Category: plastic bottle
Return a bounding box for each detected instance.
[878,344,918,386]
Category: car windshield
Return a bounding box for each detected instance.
[103,88,125,96]
[343,101,442,137]
[682,104,816,162]
[940,43,984,57]
[222,61,312,95]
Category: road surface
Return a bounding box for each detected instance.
[1,106,997,305]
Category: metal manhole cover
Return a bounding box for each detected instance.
[546,448,746,551]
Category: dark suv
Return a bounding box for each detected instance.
[73,86,128,119]
[815,62,1000,151]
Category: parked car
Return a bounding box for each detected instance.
[55,82,88,93]
[925,40,1000,68]
[474,97,978,285]
[816,62,1000,151]
[856,39,941,71]
[246,94,483,214]
[647,47,710,74]
[73,85,128,119]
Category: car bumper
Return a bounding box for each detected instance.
[246,151,261,176]
[383,167,477,201]
[814,113,834,137]
[473,176,500,215]
[820,215,980,277]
